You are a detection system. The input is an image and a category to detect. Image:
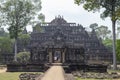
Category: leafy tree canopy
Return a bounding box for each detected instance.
[0,0,43,39]
[89,23,98,30]
[89,23,111,40]
[1,0,34,39]
[38,13,45,22]
[102,39,112,51]
[0,37,13,54]
[75,0,120,69]
[96,25,111,40]
[75,0,120,20]
[0,0,44,61]
[18,33,30,51]
[0,28,9,37]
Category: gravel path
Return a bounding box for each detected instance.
[39,66,65,80]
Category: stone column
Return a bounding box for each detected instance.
[62,52,65,63]
[49,51,52,63]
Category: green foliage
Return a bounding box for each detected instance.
[89,23,111,40]
[38,13,45,23]
[0,37,13,63]
[0,72,41,80]
[19,34,30,40]
[96,25,111,40]
[1,0,35,39]
[75,0,100,12]
[18,34,30,50]
[0,0,42,39]
[117,27,120,38]
[0,28,9,37]
[17,51,30,63]
[74,0,120,69]
[89,23,98,30]
[118,27,120,33]
[34,24,42,32]
[116,39,120,61]
[0,13,4,27]
[75,0,120,20]
[0,37,13,54]
[102,39,112,51]
[0,0,43,61]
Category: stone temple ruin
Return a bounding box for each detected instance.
[7,16,112,72]
[29,16,112,64]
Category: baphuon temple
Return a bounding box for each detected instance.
[6,16,113,72]
[29,16,112,65]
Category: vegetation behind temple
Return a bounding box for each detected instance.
[0,28,30,64]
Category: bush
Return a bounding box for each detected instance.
[116,40,120,62]
[17,52,30,63]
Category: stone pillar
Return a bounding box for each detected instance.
[62,52,65,63]
[49,51,52,63]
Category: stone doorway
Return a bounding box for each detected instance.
[54,50,62,63]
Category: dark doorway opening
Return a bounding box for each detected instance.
[54,50,61,63]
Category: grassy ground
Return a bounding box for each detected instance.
[0,72,23,80]
[0,67,120,80]
[0,72,42,80]
[0,72,116,80]
[0,65,42,80]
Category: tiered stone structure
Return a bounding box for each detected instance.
[29,16,112,65]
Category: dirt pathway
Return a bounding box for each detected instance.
[38,66,65,80]
[0,68,6,73]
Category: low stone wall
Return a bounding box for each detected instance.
[73,71,120,79]
[67,64,107,73]
[19,73,41,80]
[7,63,49,72]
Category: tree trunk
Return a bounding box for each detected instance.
[14,39,17,62]
[112,20,117,70]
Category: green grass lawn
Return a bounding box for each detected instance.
[0,72,41,80]
[0,72,23,80]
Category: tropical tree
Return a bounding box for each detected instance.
[89,23,111,40]
[75,0,120,70]
[89,23,98,30]
[96,25,111,40]
[0,0,43,61]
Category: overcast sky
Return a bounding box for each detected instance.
[26,0,112,31]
